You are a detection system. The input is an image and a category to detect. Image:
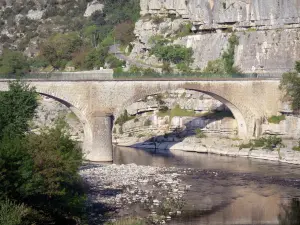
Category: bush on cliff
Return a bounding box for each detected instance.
[203,33,240,74]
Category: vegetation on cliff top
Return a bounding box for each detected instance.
[0,0,140,74]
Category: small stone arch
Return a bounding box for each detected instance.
[37,92,93,157]
[115,87,248,139]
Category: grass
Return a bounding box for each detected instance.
[157,104,205,118]
[268,115,286,124]
[195,128,206,138]
[292,140,300,151]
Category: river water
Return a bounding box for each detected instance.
[113,146,300,225]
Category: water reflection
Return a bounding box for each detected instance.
[114,146,300,225]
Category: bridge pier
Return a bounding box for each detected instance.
[84,113,113,162]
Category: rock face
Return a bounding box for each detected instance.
[131,0,300,74]
[32,96,84,141]
[84,0,104,17]
[262,115,300,139]
[113,89,238,141]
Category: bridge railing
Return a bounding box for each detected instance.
[0,70,114,81]
[0,72,282,81]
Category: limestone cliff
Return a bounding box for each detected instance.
[131,0,300,74]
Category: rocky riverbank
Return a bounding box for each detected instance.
[80,163,191,224]
[116,136,300,165]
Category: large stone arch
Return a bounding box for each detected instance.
[37,92,94,160]
[115,87,248,139]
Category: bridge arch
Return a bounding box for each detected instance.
[115,87,248,139]
[37,92,93,158]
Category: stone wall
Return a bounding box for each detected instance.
[131,0,300,74]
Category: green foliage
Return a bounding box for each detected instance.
[203,33,240,74]
[295,61,300,73]
[203,59,226,74]
[106,55,125,68]
[0,50,30,76]
[0,81,38,138]
[115,110,135,126]
[292,140,300,151]
[176,22,193,37]
[176,62,192,73]
[113,21,135,46]
[150,43,194,64]
[0,199,29,225]
[280,72,300,111]
[0,81,86,224]
[268,115,286,124]
[239,136,284,150]
[195,128,206,138]
[84,46,108,69]
[40,32,83,69]
[28,56,49,71]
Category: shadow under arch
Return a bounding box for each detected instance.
[116,87,248,139]
[187,89,248,139]
[38,93,93,157]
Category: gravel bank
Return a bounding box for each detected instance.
[80,163,191,224]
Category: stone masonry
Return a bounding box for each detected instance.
[0,79,282,161]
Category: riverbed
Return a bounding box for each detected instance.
[82,146,300,225]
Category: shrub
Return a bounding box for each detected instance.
[292,140,300,151]
[239,136,284,150]
[295,61,300,73]
[0,50,30,76]
[176,22,193,37]
[0,200,29,225]
[280,71,300,111]
[113,21,135,46]
[115,110,134,126]
[106,55,125,68]
[40,32,83,69]
[268,115,286,124]
[152,15,164,24]
[195,128,206,138]
[203,33,240,74]
[150,44,194,64]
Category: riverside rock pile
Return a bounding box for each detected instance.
[80,163,190,223]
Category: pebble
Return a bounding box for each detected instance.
[79,163,188,223]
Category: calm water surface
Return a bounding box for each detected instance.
[114,146,300,225]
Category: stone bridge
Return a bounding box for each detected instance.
[0,79,282,161]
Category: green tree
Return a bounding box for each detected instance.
[280,72,300,111]
[113,21,135,46]
[150,44,193,65]
[0,81,86,224]
[0,50,30,76]
[295,61,300,73]
[40,32,83,69]
[0,81,38,139]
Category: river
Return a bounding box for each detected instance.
[112,146,300,225]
